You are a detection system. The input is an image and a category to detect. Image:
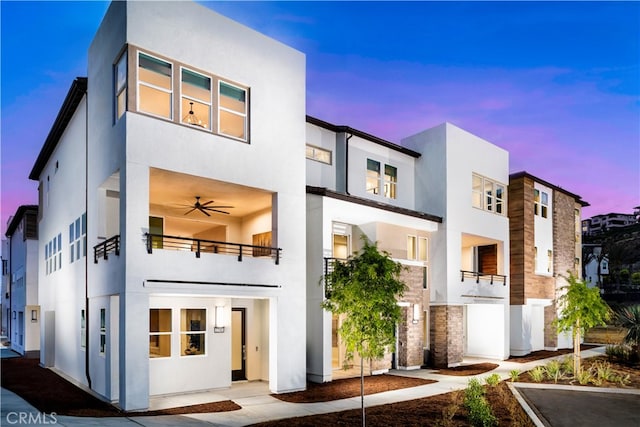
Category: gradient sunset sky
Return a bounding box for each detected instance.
[1,1,639,236]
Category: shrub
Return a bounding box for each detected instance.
[544,360,567,383]
[617,373,631,386]
[591,360,615,382]
[464,379,497,427]
[575,369,593,385]
[484,373,501,387]
[509,369,520,382]
[528,366,546,382]
[560,356,574,375]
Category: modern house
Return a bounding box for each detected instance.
[508,172,587,355]
[582,212,637,236]
[305,117,441,381]
[403,124,511,367]
[30,1,306,411]
[583,245,609,289]
[24,0,591,411]
[3,205,40,357]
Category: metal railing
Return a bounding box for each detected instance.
[94,235,120,263]
[145,233,281,265]
[460,270,507,286]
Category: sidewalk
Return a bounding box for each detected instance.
[1,346,637,426]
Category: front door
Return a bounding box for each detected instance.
[231,308,246,381]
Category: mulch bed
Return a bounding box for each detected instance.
[435,362,499,376]
[272,374,437,403]
[256,382,535,427]
[507,344,598,363]
[1,357,240,417]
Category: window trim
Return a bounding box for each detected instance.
[180,66,212,130]
[99,308,106,356]
[218,80,248,141]
[180,308,207,357]
[149,308,172,359]
[114,51,128,122]
[472,173,507,216]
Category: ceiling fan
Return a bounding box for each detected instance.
[183,196,234,216]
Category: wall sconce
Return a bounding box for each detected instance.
[31,310,38,323]
[214,306,225,333]
[412,304,420,324]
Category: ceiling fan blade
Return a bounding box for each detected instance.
[203,205,234,210]
[209,209,230,215]
[198,207,211,217]
[184,207,197,215]
[200,200,214,207]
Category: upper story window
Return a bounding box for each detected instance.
[219,81,247,140]
[138,52,172,119]
[181,68,211,130]
[306,144,332,164]
[69,213,87,263]
[115,52,127,121]
[45,233,62,275]
[472,173,506,215]
[127,48,250,142]
[366,159,381,195]
[367,159,398,199]
[534,189,549,218]
[384,165,397,199]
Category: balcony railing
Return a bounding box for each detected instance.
[94,235,120,264]
[145,233,281,265]
[460,270,507,286]
[324,257,347,298]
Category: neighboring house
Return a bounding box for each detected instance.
[1,239,8,337]
[305,117,441,381]
[583,245,609,288]
[582,212,637,236]
[403,124,511,367]
[509,172,588,356]
[29,1,306,411]
[3,205,40,357]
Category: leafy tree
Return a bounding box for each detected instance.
[616,305,640,360]
[322,237,407,426]
[631,272,640,286]
[555,272,611,374]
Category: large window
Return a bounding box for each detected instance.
[306,144,332,164]
[181,309,206,356]
[472,173,506,215]
[181,68,211,129]
[115,52,127,120]
[150,309,172,358]
[219,81,247,140]
[132,49,250,142]
[45,233,62,275]
[80,310,86,348]
[138,52,172,119]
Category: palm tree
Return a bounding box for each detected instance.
[616,304,640,359]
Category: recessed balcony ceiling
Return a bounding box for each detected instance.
[149,167,272,220]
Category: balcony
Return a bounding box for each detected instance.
[460,270,506,286]
[145,233,281,264]
[94,235,120,263]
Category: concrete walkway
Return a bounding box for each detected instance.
[1,346,637,426]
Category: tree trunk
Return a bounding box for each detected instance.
[574,319,581,374]
[360,355,365,427]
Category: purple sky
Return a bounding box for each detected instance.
[1,1,639,237]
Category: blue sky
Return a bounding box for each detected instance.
[1,1,639,235]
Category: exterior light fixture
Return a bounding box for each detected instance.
[214,305,225,333]
[412,304,420,324]
[183,101,205,128]
[31,310,38,322]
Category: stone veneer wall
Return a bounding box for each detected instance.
[397,265,427,368]
[430,305,463,367]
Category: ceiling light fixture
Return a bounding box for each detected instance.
[183,101,205,128]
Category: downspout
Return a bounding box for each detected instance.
[84,87,92,389]
[345,133,353,195]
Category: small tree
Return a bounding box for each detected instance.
[322,237,407,426]
[555,272,611,374]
